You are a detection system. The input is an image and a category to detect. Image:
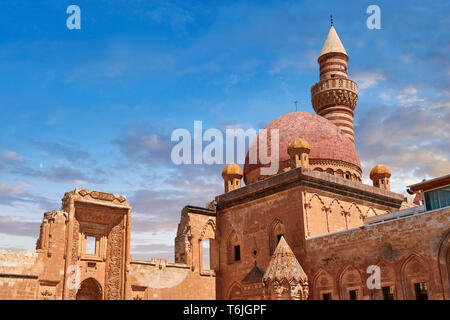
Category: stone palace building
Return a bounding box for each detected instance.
[0,24,449,300]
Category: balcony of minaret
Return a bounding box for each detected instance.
[311,78,358,141]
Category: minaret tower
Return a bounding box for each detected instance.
[311,18,358,143]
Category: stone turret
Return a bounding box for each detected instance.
[311,23,358,142]
[222,163,243,193]
[287,137,310,169]
[370,164,391,191]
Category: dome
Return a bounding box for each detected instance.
[287,137,310,151]
[222,163,243,179]
[244,112,361,183]
[370,164,391,180]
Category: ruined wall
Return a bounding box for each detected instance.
[126,205,217,300]
[0,250,43,300]
[128,259,215,300]
[304,207,450,300]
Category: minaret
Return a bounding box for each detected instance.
[311,20,358,143]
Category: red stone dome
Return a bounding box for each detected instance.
[244,111,361,182]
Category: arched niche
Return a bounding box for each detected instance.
[228,282,244,300]
[76,278,102,300]
[312,269,335,300]
[339,265,363,300]
[401,254,431,300]
[268,218,286,255]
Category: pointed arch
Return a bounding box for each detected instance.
[401,253,431,300]
[279,279,291,300]
[76,277,102,300]
[268,218,286,255]
[312,268,335,300]
[365,207,377,218]
[329,198,345,211]
[346,202,363,229]
[305,193,328,237]
[307,193,326,208]
[227,281,244,300]
[327,199,346,233]
[346,202,363,215]
[339,265,363,300]
[370,259,397,300]
[199,219,216,241]
[227,230,241,264]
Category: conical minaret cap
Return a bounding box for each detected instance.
[319,26,347,59]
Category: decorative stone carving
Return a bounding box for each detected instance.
[262,236,309,300]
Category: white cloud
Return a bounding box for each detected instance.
[1,150,24,163]
[352,71,386,90]
[0,184,25,195]
[402,87,417,95]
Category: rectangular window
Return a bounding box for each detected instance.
[414,282,428,300]
[424,186,450,211]
[234,245,241,262]
[349,289,359,300]
[322,292,332,300]
[382,286,395,300]
[85,235,96,255]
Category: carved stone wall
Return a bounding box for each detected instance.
[106,221,124,300]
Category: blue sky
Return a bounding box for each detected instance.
[0,0,448,261]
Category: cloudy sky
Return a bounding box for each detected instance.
[0,0,448,261]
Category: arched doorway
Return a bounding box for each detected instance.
[76,278,102,300]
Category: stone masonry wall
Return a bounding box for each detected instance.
[304,207,450,300]
[0,250,44,300]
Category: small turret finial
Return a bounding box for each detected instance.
[330,15,333,26]
[294,100,298,112]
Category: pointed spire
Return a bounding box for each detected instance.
[319,25,347,58]
[242,262,264,283]
[262,236,307,284]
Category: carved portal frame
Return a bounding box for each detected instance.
[61,192,132,300]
